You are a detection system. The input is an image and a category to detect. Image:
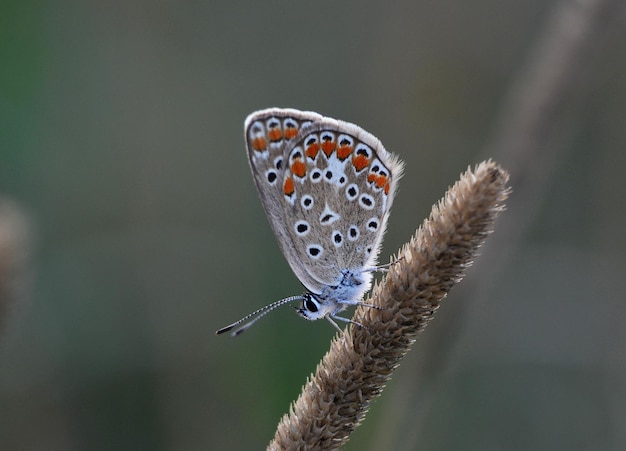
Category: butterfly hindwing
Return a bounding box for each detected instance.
[280,119,403,292]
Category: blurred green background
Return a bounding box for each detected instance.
[1,0,625,449]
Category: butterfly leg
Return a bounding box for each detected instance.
[325,315,344,333]
[339,299,387,311]
[328,313,366,332]
[364,256,405,274]
[356,301,387,311]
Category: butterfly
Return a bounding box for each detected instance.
[216,108,403,336]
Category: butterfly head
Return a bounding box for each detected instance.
[295,292,334,321]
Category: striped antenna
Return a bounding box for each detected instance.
[215,295,306,337]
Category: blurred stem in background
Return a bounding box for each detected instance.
[369,0,624,449]
[0,198,31,339]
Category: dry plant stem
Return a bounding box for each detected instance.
[268,160,510,450]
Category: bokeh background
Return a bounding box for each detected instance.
[1,0,625,449]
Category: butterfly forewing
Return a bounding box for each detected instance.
[245,109,325,291]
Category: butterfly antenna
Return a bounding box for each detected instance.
[215,295,306,337]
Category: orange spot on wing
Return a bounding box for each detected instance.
[376,175,387,188]
[283,176,295,196]
[337,145,353,160]
[352,155,369,172]
[291,159,306,178]
[321,140,335,157]
[367,173,377,184]
[284,127,298,139]
[384,182,390,195]
[252,137,267,151]
[306,142,320,159]
[268,128,282,142]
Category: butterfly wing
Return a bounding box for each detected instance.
[245,109,325,292]
[245,108,404,295]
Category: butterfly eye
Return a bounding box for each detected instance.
[304,297,319,313]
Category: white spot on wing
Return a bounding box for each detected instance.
[295,220,310,236]
[346,184,359,201]
[347,225,360,241]
[331,230,343,248]
[366,217,380,232]
[301,195,314,210]
[359,194,375,210]
[319,204,340,225]
[307,244,323,259]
